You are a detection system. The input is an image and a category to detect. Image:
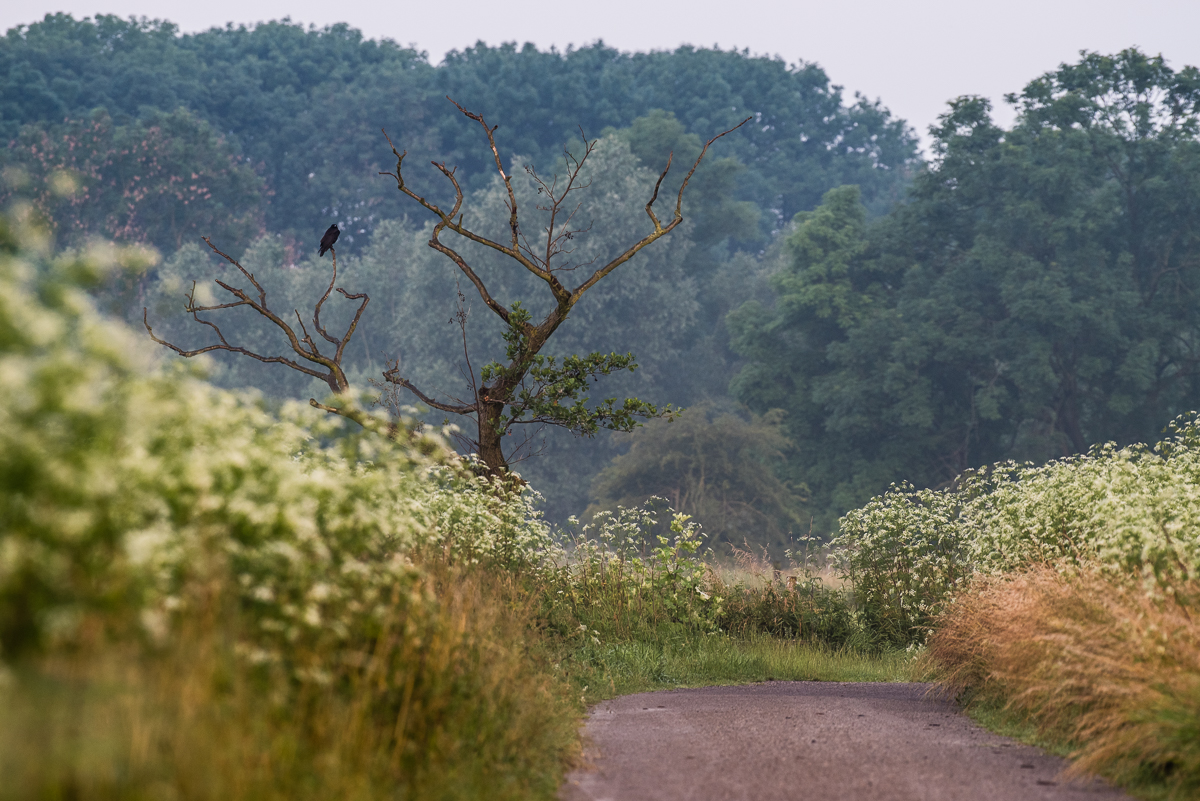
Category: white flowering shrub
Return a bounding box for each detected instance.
[422,464,559,572]
[0,206,548,686]
[831,484,968,643]
[833,420,1200,643]
[553,501,723,635]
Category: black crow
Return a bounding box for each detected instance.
[319,223,340,256]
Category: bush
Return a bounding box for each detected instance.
[832,420,1200,643]
[587,406,808,555]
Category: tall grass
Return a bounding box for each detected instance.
[926,566,1200,800]
[0,563,578,801]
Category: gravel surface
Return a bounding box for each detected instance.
[559,682,1131,801]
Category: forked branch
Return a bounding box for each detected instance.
[571,116,752,302]
[381,359,478,416]
[143,239,370,425]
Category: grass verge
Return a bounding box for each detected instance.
[0,563,581,801]
[563,635,915,701]
[924,565,1200,801]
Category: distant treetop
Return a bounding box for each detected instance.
[1,15,919,250]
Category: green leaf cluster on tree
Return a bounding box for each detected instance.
[730,49,1200,532]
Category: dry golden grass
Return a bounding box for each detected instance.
[926,565,1200,799]
[0,560,580,801]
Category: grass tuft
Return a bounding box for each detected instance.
[926,565,1200,800]
[565,635,914,700]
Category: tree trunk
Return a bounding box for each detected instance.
[477,399,510,476]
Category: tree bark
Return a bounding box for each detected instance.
[478,399,508,474]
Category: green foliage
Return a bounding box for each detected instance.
[477,301,673,438]
[432,43,917,221]
[610,109,763,256]
[421,469,558,571]
[505,350,669,436]
[548,504,721,639]
[1,15,433,247]
[1,16,917,252]
[732,48,1200,529]
[832,412,1200,644]
[830,483,969,645]
[588,405,808,553]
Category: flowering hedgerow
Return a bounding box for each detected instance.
[832,420,1200,642]
[0,205,540,686]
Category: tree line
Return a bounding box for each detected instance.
[0,14,916,254]
[730,50,1200,531]
[5,17,1199,544]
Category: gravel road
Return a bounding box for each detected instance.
[559,682,1130,801]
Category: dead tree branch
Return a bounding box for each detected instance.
[143,238,372,428]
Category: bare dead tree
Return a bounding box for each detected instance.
[380,98,750,477]
[143,237,377,429]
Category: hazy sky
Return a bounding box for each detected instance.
[4,0,1199,152]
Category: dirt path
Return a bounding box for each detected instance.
[559,682,1130,801]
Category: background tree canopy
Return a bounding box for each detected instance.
[6,17,1199,543]
[731,49,1200,531]
[0,14,916,252]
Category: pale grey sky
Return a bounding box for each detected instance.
[4,0,1199,153]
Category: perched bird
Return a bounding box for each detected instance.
[319,223,340,257]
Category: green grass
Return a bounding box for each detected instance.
[558,634,916,702]
[959,696,1173,801]
[957,693,1073,757]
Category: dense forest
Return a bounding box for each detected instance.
[3,15,1199,541]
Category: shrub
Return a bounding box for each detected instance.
[832,421,1200,643]
[544,502,722,642]
[587,406,808,555]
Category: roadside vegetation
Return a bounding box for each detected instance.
[834,420,1200,800]
[0,206,907,801]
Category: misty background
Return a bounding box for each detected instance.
[3,11,1200,552]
